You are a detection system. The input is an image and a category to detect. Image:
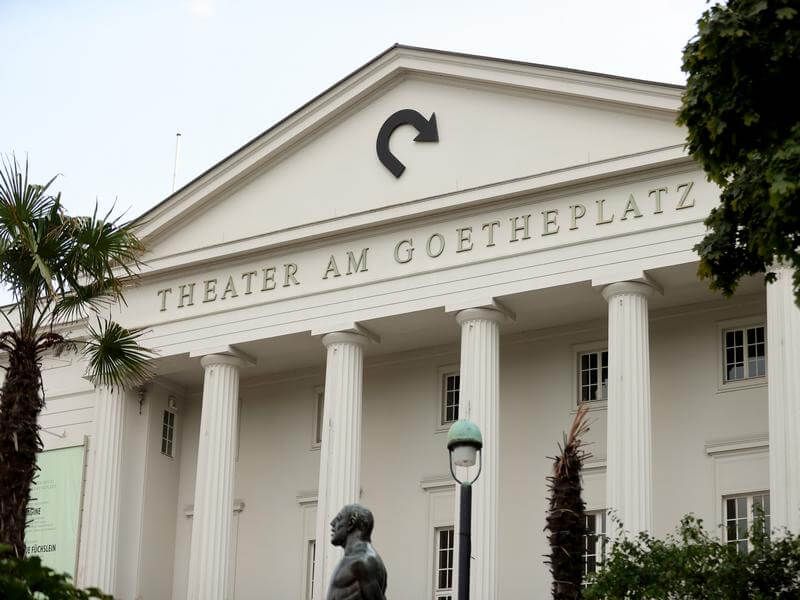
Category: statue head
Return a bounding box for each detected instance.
[330,503,374,547]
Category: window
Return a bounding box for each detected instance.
[161,409,175,457]
[312,388,324,448]
[441,373,460,425]
[583,510,606,581]
[578,350,608,404]
[723,325,766,382]
[306,539,316,600]
[724,492,770,554]
[434,526,454,599]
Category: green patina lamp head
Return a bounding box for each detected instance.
[447,419,483,467]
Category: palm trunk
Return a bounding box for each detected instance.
[0,335,44,557]
[545,404,590,600]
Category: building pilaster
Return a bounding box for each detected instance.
[186,353,249,600]
[313,330,370,600]
[767,265,800,533]
[455,307,505,600]
[602,281,655,536]
[81,385,126,595]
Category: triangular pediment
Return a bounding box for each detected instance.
[138,45,686,273]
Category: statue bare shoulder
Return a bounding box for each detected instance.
[326,505,388,600]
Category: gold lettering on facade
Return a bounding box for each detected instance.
[394,239,414,264]
[541,209,559,236]
[157,288,172,312]
[262,267,276,291]
[203,279,217,303]
[569,204,586,230]
[482,220,500,247]
[595,199,614,225]
[620,194,642,220]
[241,271,257,294]
[346,248,369,275]
[509,214,531,242]
[178,283,195,308]
[648,187,666,214]
[426,233,445,258]
[323,255,341,279]
[283,263,299,287]
[676,182,695,210]
[456,227,473,253]
[154,179,700,312]
[221,275,238,300]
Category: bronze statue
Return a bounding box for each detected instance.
[326,504,388,600]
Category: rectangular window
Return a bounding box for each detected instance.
[306,539,316,600]
[160,409,175,458]
[578,350,608,404]
[583,510,606,581]
[723,325,766,382]
[434,526,454,599]
[313,388,324,447]
[441,373,460,425]
[724,492,770,554]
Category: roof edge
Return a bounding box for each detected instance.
[133,44,686,231]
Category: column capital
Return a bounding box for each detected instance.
[601,280,657,302]
[191,345,255,369]
[455,306,510,326]
[321,330,371,348]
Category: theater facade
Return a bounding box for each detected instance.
[34,46,800,599]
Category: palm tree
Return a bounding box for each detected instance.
[0,157,152,558]
[545,403,590,600]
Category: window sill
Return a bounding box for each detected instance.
[717,377,767,395]
[435,422,455,434]
[571,400,607,414]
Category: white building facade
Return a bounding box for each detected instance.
[32,46,800,599]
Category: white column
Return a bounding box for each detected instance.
[767,265,800,534]
[455,308,503,600]
[602,281,655,536]
[82,385,126,595]
[313,331,369,600]
[186,354,246,600]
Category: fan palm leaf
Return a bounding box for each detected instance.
[0,156,151,558]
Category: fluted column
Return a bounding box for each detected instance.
[313,331,369,600]
[81,385,126,595]
[602,281,655,536]
[455,308,504,600]
[187,354,247,600]
[767,265,800,534]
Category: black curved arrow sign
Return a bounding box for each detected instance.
[376,109,439,178]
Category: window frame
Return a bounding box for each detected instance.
[435,365,460,431]
[311,385,324,450]
[160,408,176,459]
[571,341,609,413]
[717,317,767,393]
[722,491,770,554]
[433,526,455,600]
[583,509,606,583]
[305,539,316,600]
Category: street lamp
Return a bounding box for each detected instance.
[447,419,483,600]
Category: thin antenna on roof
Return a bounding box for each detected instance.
[172,132,182,193]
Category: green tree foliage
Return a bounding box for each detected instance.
[545,404,590,599]
[0,546,111,599]
[584,515,800,599]
[0,157,152,557]
[678,0,800,304]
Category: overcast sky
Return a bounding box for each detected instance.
[1,0,709,220]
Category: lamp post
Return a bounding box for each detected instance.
[447,419,483,600]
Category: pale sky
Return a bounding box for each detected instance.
[1,0,709,220]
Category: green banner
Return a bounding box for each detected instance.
[25,445,86,578]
